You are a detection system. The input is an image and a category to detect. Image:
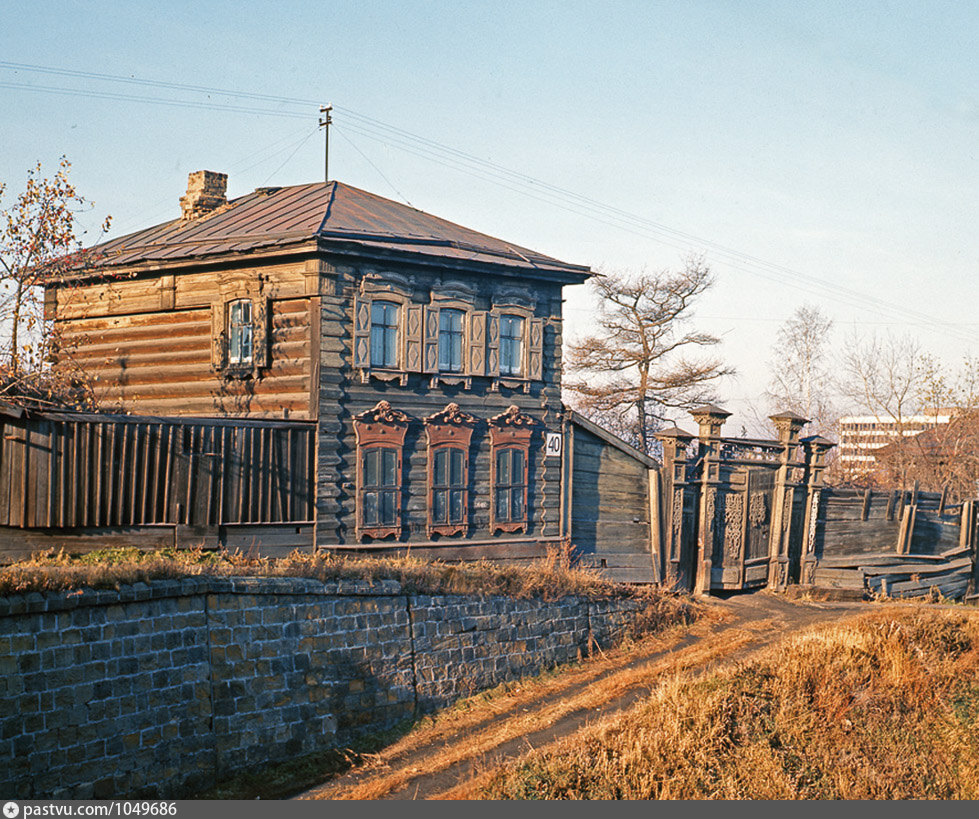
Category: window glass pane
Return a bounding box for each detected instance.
[364,449,378,486]
[379,489,396,524]
[513,449,525,483]
[495,488,509,520]
[449,489,463,522]
[383,325,397,367]
[364,491,378,525]
[440,309,462,332]
[370,327,383,365]
[433,489,446,523]
[434,449,447,486]
[381,448,397,486]
[496,449,510,485]
[512,489,524,520]
[229,323,242,363]
[240,323,252,362]
[449,449,464,486]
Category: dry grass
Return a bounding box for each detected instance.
[469,608,979,800]
[306,609,742,801]
[0,545,678,604]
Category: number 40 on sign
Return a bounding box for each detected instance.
[545,432,562,458]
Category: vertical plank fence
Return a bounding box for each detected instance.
[0,403,315,557]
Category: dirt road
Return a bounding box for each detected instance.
[297,592,870,801]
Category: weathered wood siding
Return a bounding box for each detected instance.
[810,488,976,598]
[51,261,317,418]
[315,261,565,560]
[569,423,656,583]
[0,407,315,562]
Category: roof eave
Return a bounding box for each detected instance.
[317,236,592,284]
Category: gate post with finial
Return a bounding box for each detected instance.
[689,404,731,594]
[768,412,809,590]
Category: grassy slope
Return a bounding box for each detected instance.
[473,608,979,800]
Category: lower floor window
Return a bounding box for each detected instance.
[431,446,466,525]
[362,446,398,526]
[494,447,526,523]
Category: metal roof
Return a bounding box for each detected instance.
[75,181,591,281]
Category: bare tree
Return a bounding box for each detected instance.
[886,354,979,499]
[836,330,923,486]
[564,256,733,454]
[764,304,835,435]
[0,157,110,407]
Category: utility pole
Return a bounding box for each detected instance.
[319,104,333,183]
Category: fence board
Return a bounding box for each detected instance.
[0,406,315,536]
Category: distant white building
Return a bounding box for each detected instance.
[837,411,953,472]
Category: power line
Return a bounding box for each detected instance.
[2,60,974,347]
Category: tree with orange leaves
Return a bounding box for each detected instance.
[0,156,110,407]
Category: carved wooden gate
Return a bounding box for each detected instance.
[710,467,776,590]
[655,406,835,594]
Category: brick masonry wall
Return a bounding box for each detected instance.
[0,577,657,799]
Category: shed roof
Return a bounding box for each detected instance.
[75,180,591,282]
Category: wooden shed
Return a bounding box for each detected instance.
[561,411,660,583]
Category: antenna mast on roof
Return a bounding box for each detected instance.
[319,104,333,183]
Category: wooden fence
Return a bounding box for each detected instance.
[0,403,315,558]
[811,486,977,599]
[655,406,979,600]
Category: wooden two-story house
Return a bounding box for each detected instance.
[36,170,665,568]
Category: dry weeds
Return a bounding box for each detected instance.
[0,545,680,604]
[469,608,979,800]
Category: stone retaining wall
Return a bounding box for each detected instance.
[0,577,659,799]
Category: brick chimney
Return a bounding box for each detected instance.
[179,170,227,220]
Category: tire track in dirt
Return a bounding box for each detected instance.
[297,592,866,801]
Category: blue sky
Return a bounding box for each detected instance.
[1,1,976,431]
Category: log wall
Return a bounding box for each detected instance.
[314,261,567,559]
[51,261,317,419]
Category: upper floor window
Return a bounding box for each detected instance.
[370,301,399,368]
[438,309,464,373]
[499,314,524,376]
[228,299,253,366]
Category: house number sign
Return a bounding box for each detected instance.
[545,432,562,458]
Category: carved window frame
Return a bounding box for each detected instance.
[353,401,411,540]
[227,298,254,366]
[211,290,270,378]
[488,304,543,390]
[424,403,476,537]
[352,275,413,385]
[427,288,477,387]
[488,405,535,534]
